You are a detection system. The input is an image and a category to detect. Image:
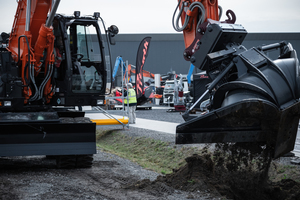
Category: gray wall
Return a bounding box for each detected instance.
[110,34,187,75]
[110,33,300,75]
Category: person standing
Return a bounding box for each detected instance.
[124,83,137,124]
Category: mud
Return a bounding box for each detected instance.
[0,153,202,200]
[144,143,300,200]
[2,144,300,199]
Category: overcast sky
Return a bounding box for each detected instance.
[1,0,300,34]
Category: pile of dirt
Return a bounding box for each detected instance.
[129,143,300,200]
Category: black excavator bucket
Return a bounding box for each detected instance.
[177,22,300,159]
[177,99,300,158]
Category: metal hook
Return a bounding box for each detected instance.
[225,10,236,24]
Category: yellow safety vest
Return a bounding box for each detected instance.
[124,88,137,104]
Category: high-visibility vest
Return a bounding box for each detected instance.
[124,88,137,104]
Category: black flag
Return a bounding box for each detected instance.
[135,37,151,99]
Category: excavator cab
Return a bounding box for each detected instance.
[68,19,104,93]
[49,13,117,107]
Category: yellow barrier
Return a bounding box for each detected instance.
[91,118,129,125]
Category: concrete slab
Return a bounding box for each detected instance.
[85,112,179,135]
[129,118,178,135]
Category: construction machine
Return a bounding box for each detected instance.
[0,0,118,168]
[112,56,155,106]
[112,56,156,86]
[164,74,190,111]
[173,0,300,158]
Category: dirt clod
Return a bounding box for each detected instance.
[139,143,300,200]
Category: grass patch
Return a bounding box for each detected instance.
[96,129,204,174]
[269,163,300,182]
[96,129,300,182]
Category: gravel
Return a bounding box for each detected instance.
[1,104,299,199]
[0,105,217,200]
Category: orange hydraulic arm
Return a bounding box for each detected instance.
[174,0,219,48]
[122,64,161,82]
[129,69,155,79]
[173,0,236,61]
[7,0,60,103]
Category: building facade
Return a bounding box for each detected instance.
[110,33,300,77]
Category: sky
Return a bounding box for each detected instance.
[0,0,300,34]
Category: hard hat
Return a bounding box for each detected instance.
[127,83,133,88]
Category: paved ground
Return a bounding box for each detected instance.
[85,105,185,135]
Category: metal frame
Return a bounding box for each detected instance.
[93,60,130,128]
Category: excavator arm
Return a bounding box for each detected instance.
[173,0,236,61]
[8,0,59,103]
[173,0,219,48]
[174,0,300,159]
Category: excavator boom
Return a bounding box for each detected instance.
[9,0,53,58]
[8,0,59,103]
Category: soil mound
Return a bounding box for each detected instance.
[129,143,300,199]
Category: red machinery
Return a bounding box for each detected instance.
[0,0,118,167]
[174,0,300,158]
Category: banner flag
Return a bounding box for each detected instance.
[135,37,151,99]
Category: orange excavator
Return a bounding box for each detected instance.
[112,56,157,85]
[112,56,157,105]
[0,0,118,167]
[128,64,156,83]
[174,0,300,158]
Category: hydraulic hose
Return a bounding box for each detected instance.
[38,63,53,100]
[191,2,206,30]
[218,5,222,20]
[29,63,39,101]
[172,1,206,32]
[172,1,186,32]
[173,2,224,32]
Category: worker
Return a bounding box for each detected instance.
[124,83,137,124]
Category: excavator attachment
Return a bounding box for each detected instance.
[176,22,300,159]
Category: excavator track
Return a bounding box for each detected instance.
[55,117,95,168]
[0,112,97,168]
[56,155,93,169]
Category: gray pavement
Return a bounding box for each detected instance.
[85,105,183,135]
